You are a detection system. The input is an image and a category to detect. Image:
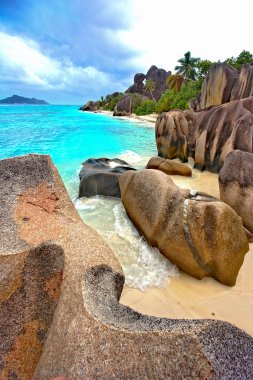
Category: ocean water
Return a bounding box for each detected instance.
[0,105,179,290]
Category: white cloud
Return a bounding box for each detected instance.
[115,0,253,73]
[0,31,112,94]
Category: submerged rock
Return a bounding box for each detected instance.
[1,154,253,379]
[146,156,192,176]
[120,169,249,286]
[79,157,135,198]
[219,150,253,240]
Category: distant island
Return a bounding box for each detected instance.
[0,94,49,105]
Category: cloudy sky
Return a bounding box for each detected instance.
[0,0,252,104]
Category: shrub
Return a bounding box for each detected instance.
[104,93,124,111]
[135,99,156,115]
[155,90,174,113]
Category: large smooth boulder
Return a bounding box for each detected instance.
[194,63,239,110]
[120,169,249,286]
[156,97,253,172]
[125,73,146,94]
[79,100,97,112]
[146,156,192,176]
[113,95,132,116]
[219,150,253,238]
[155,110,189,162]
[231,62,253,101]
[1,154,253,379]
[79,157,135,198]
[145,65,171,101]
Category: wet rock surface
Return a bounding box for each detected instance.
[79,157,136,198]
[120,169,249,286]
[1,154,253,379]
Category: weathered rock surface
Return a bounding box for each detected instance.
[1,154,253,379]
[146,156,192,176]
[120,169,249,286]
[79,157,135,198]
[113,94,132,116]
[193,63,239,110]
[156,97,253,172]
[125,65,171,101]
[126,73,146,94]
[231,62,253,101]
[219,150,253,239]
[79,100,97,112]
[155,109,190,162]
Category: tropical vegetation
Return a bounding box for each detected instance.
[99,49,253,116]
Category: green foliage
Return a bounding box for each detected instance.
[175,51,200,80]
[126,93,144,113]
[144,79,156,102]
[166,74,183,92]
[104,93,124,111]
[196,59,214,79]
[135,99,156,115]
[155,91,174,113]
[155,79,203,113]
[225,50,253,70]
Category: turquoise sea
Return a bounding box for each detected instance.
[0,105,178,289]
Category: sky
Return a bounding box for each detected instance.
[0,0,252,104]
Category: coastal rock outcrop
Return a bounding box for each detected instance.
[79,100,97,112]
[231,62,253,101]
[113,94,132,116]
[126,73,146,94]
[79,157,135,198]
[146,156,192,176]
[1,154,253,379]
[125,65,171,101]
[156,96,253,172]
[120,169,249,286]
[192,63,239,110]
[219,150,253,239]
[155,110,190,162]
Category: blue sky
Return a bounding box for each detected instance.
[0,0,252,104]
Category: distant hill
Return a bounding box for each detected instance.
[0,95,49,105]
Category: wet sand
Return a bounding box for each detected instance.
[120,162,253,337]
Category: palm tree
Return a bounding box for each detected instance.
[175,51,200,81]
[166,74,184,92]
[145,79,156,102]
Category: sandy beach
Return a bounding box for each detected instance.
[120,162,253,337]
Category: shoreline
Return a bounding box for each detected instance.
[92,109,158,125]
[119,166,253,337]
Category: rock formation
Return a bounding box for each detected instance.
[79,157,135,198]
[231,62,253,101]
[125,73,146,94]
[120,169,249,286]
[146,156,192,176]
[191,63,239,111]
[155,109,190,162]
[79,100,97,112]
[1,154,253,378]
[113,94,132,116]
[156,96,253,172]
[125,65,171,101]
[219,150,253,240]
